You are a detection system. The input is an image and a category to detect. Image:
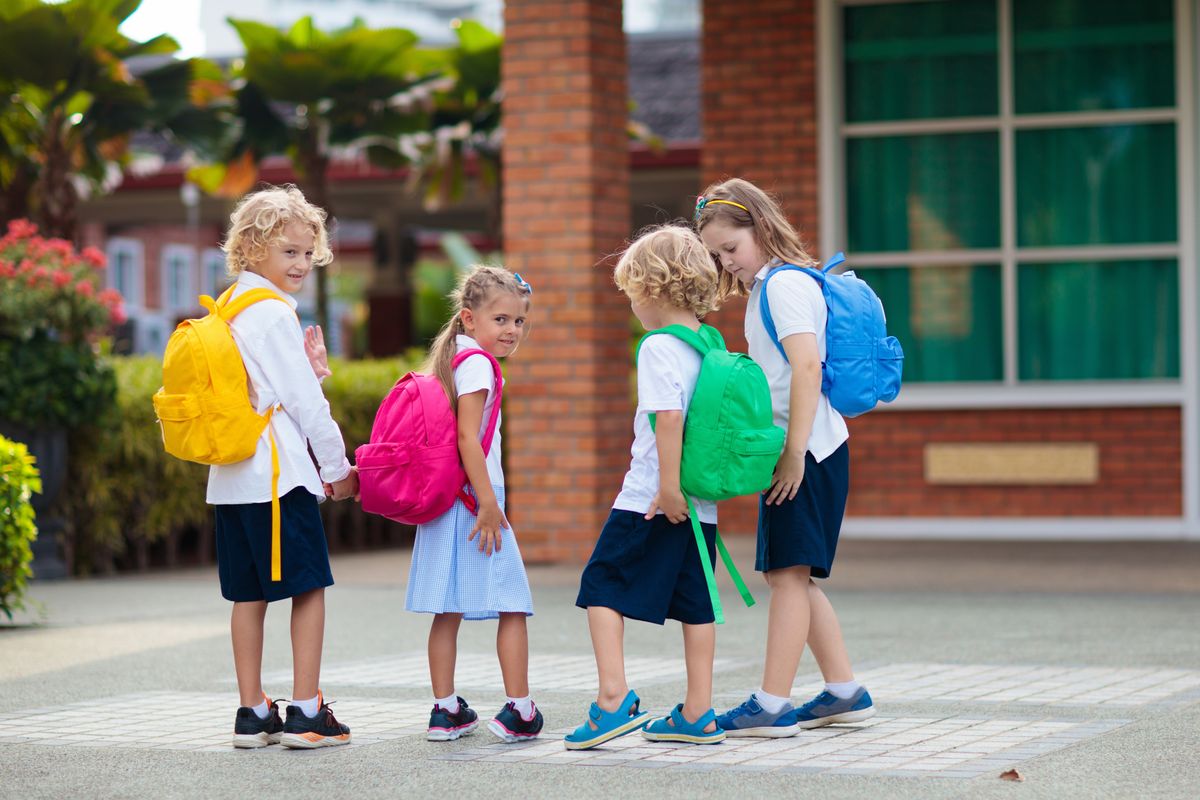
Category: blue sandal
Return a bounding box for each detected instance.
[641,704,726,745]
[563,690,650,750]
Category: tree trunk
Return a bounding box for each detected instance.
[33,111,79,240]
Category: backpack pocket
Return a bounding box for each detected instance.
[153,391,213,463]
[874,336,904,404]
[357,442,462,524]
[724,427,786,498]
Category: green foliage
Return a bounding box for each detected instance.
[60,353,420,573]
[0,435,41,620]
[0,335,117,429]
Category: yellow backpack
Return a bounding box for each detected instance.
[153,284,291,580]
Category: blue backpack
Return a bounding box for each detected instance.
[759,252,903,417]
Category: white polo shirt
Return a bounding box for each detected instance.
[745,265,849,463]
[207,271,352,504]
[613,334,718,525]
[454,334,504,489]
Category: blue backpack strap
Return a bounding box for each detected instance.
[758,253,845,363]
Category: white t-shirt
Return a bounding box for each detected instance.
[745,265,849,463]
[613,334,719,525]
[454,334,504,489]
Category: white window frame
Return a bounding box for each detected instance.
[819,0,1194,410]
[160,244,198,313]
[201,247,231,299]
[819,0,1198,536]
[105,237,144,310]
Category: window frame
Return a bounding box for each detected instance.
[160,243,198,314]
[105,237,144,310]
[819,0,1194,409]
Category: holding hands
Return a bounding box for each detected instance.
[324,466,359,501]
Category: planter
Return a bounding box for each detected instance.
[0,421,69,579]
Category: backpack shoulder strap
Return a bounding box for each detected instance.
[635,323,711,362]
[451,348,504,455]
[758,255,843,363]
[219,287,292,321]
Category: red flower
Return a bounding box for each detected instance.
[75,280,95,298]
[6,218,37,239]
[46,238,74,258]
[53,270,72,288]
[18,259,35,275]
[98,288,123,306]
[109,305,127,326]
[81,246,107,269]
[0,260,13,278]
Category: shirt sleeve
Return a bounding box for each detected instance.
[637,337,686,412]
[243,310,352,484]
[766,270,822,340]
[454,352,496,398]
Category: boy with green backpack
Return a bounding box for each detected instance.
[566,225,784,750]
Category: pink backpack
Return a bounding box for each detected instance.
[356,349,502,524]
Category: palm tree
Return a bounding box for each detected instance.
[0,0,227,239]
[188,16,447,333]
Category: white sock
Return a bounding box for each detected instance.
[250,698,270,720]
[435,693,460,714]
[294,695,320,717]
[753,688,791,714]
[508,695,535,721]
[825,680,861,700]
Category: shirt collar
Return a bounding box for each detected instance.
[752,257,786,286]
[236,270,299,310]
[455,334,481,349]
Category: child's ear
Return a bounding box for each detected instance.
[459,308,474,331]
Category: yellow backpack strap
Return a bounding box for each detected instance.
[265,406,283,582]
[219,287,290,321]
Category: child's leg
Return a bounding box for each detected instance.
[428,613,463,698]
[681,622,717,732]
[231,600,268,706]
[805,580,855,683]
[291,587,325,701]
[587,606,628,711]
[760,565,813,697]
[496,612,529,697]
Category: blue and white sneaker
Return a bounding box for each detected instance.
[794,687,875,729]
[427,697,479,741]
[715,696,801,738]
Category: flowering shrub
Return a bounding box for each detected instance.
[0,219,124,429]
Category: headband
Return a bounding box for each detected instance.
[695,195,750,221]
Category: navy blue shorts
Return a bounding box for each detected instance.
[214,486,334,603]
[576,509,718,625]
[756,442,850,578]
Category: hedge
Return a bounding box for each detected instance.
[57,353,422,575]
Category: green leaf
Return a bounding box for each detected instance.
[227,18,286,55]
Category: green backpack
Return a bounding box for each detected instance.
[637,323,786,623]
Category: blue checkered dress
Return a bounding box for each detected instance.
[405,485,533,620]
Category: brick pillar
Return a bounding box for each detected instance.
[702,0,820,534]
[502,1,631,562]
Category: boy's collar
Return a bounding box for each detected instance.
[237,270,299,310]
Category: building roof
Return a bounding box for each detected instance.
[627,32,701,143]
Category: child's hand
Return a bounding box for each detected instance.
[646,486,689,524]
[304,325,332,381]
[765,449,805,506]
[469,501,509,556]
[329,467,359,501]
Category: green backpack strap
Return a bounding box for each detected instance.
[685,495,756,625]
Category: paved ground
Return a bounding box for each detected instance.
[2,537,1198,799]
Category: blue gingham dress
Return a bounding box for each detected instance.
[406,485,533,619]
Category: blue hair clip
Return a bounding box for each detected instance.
[514,272,533,295]
[694,194,708,221]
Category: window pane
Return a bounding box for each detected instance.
[855,264,1002,382]
[1016,124,1176,246]
[847,133,1000,252]
[844,0,997,122]
[1018,260,1178,380]
[1013,0,1174,114]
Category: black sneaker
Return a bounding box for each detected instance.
[232,696,284,749]
[280,692,351,749]
[427,697,479,741]
[487,702,544,743]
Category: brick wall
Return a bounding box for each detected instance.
[502,0,633,562]
[847,408,1183,517]
[701,0,820,536]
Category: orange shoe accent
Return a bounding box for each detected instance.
[301,732,323,742]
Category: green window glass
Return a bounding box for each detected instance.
[847,133,1000,252]
[844,0,997,122]
[1013,0,1175,114]
[1018,260,1178,380]
[857,264,1002,382]
[1016,124,1176,247]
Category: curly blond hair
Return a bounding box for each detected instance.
[613,225,720,317]
[221,185,333,275]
